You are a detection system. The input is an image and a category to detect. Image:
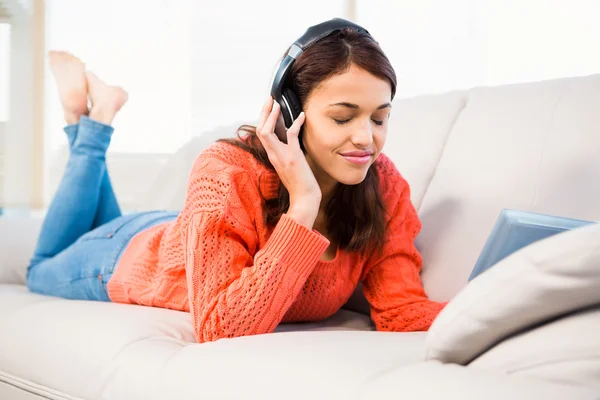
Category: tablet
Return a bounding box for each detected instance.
[469,209,595,281]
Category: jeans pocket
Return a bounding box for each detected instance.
[78,214,140,241]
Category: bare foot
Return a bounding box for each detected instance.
[48,51,88,125]
[86,71,128,125]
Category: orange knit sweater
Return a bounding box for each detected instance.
[107,141,446,342]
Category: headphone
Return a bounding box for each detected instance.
[270,17,371,141]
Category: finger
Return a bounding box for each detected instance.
[286,111,305,146]
[257,101,281,151]
[261,100,280,136]
[256,96,273,131]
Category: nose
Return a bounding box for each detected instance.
[351,118,374,148]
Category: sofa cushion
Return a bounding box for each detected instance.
[416,74,600,302]
[469,306,600,391]
[383,91,467,211]
[0,216,43,285]
[359,361,599,400]
[0,284,424,400]
[424,222,600,365]
[142,123,243,211]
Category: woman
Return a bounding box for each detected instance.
[27,20,446,343]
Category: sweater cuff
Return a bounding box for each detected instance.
[261,213,330,277]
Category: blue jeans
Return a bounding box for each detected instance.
[26,116,178,301]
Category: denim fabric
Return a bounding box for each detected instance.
[26,116,178,301]
[27,210,178,301]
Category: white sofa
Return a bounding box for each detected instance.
[1,73,600,399]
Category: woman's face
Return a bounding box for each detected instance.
[302,64,392,191]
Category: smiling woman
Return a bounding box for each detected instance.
[26,18,446,344]
[302,65,393,183]
[220,27,396,255]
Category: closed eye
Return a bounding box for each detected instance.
[333,118,386,126]
[334,118,352,125]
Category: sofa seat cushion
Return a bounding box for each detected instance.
[469,306,600,391]
[359,361,599,400]
[0,284,426,400]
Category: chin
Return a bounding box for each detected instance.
[333,170,369,186]
[326,157,373,185]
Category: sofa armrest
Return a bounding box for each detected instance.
[0,215,43,285]
[359,361,599,400]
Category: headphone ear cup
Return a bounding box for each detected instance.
[282,88,302,128]
[282,88,306,152]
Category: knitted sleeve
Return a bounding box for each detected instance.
[362,177,447,332]
[179,158,330,343]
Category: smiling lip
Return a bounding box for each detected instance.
[340,150,373,157]
[340,153,372,165]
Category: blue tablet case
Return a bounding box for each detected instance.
[469,209,596,281]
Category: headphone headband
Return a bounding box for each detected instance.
[269,18,372,140]
[270,18,371,102]
[294,17,369,51]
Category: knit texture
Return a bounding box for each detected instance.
[108,141,446,342]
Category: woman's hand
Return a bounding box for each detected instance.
[256,96,321,228]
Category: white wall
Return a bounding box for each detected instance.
[357,0,600,99]
[0,121,4,206]
[3,0,34,207]
[0,22,9,206]
[43,0,193,156]
[32,0,600,211]
[0,23,9,121]
[42,0,347,210]
[189,0,345,136]
[42,0,195,208]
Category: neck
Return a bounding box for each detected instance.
[305,152,337,211]
[317,176,337,210]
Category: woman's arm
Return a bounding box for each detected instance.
[179,161,329,343]
[362,180,447,332]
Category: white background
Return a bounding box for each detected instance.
[2,0,600,209]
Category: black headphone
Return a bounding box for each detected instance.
[270,18,371,140]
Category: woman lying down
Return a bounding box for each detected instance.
[27,18,446,343]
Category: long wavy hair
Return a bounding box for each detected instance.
[219,27,397,257]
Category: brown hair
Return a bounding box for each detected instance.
[219,27,396,256]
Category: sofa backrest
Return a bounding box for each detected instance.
[144,123,245,211]
[412,74,600,301]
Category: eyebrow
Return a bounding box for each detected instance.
[328,102,392,110]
